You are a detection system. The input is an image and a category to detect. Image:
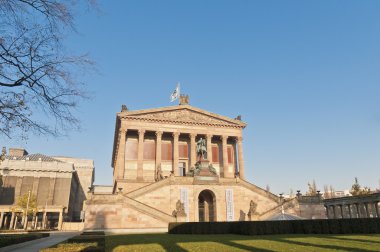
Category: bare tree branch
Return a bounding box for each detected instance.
[0,0,95,139]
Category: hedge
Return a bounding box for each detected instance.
[168,218,380,235]
[0,233,49,248]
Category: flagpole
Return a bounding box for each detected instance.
[178,82,181,104]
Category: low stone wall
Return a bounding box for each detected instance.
[169,218,380,235]
[61,222,84,231]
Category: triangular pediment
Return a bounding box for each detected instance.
[119,105,246,128]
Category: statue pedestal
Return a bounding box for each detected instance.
[198,160,212,176]
[192,159,219,185]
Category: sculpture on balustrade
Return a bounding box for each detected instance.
[172,200,186,217]
[155,164,164,181]
[247,200,258,221]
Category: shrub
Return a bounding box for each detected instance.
[0,233,49,248]
[168,218,380,235]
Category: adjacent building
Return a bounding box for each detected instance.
[0,148,94,230]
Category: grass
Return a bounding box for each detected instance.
[41,233,105,252]
[41,233,380,252]
[0,233,49,248]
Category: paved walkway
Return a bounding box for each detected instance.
[0,232,80,252]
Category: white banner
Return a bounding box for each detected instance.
[180,188,189,222]
[225,189,234,221]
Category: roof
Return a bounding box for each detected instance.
[118,104,246,127]
[5,153,63,162]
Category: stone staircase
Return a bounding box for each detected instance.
[259,197,299,220]
[126,178,170,199]
[123,195,176,223]
[238,179,279,202]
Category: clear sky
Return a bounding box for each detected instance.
[2,1,380,195]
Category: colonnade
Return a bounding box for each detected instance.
[116,129,245,180]
[325,200,380,219]
[0,208,64,230]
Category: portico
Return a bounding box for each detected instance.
[112,102,246,192]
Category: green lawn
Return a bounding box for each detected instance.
[42,233,380,252]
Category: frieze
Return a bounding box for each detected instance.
[125,109,240,127]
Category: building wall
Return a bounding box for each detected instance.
[53,157,95,220]
[0,155,94,222]
[84,177,284,230]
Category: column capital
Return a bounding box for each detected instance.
[206,134,213,139]
[190,133,197,138]
[155,131,163,137]
[236,136,243,142]
[172,132,180,138]
[119,128,127,134]
[138,129,146,135]
[221,135,228,141]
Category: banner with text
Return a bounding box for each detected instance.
[225,189,234,221]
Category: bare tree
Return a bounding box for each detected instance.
[0,0,94,139]
[306,180,317,196]
[350,177,371,196]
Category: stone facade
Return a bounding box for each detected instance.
[85,102,318,231]
[0,149,94,230]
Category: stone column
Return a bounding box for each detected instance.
[340,205,344,218]
[206,134,213,161]
[332,206,336,219]
[155,131,163,180]
[58,210,63,231]
[42,211,47,229]
[355,203,360,218]
[364,203,370,218]
[348,204,352,218]
[173,132,180,176]
[221,135,229,178]
[0,212,4,229]
[117,128,127,180]
[137,129,146,181]
[325,206,329,219]
[10,212,15,230]
[34,214,38,229]
[236,136,245,180]
[375,202,379,218]
[190,133,197,168]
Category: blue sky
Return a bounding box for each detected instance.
[2,1,380,194]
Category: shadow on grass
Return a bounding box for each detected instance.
[260,235,379,252]
[322,234,380,245]
[106,233,276,252]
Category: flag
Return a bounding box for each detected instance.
[170,83,180,102]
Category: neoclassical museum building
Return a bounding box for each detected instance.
[84,96,315,231]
